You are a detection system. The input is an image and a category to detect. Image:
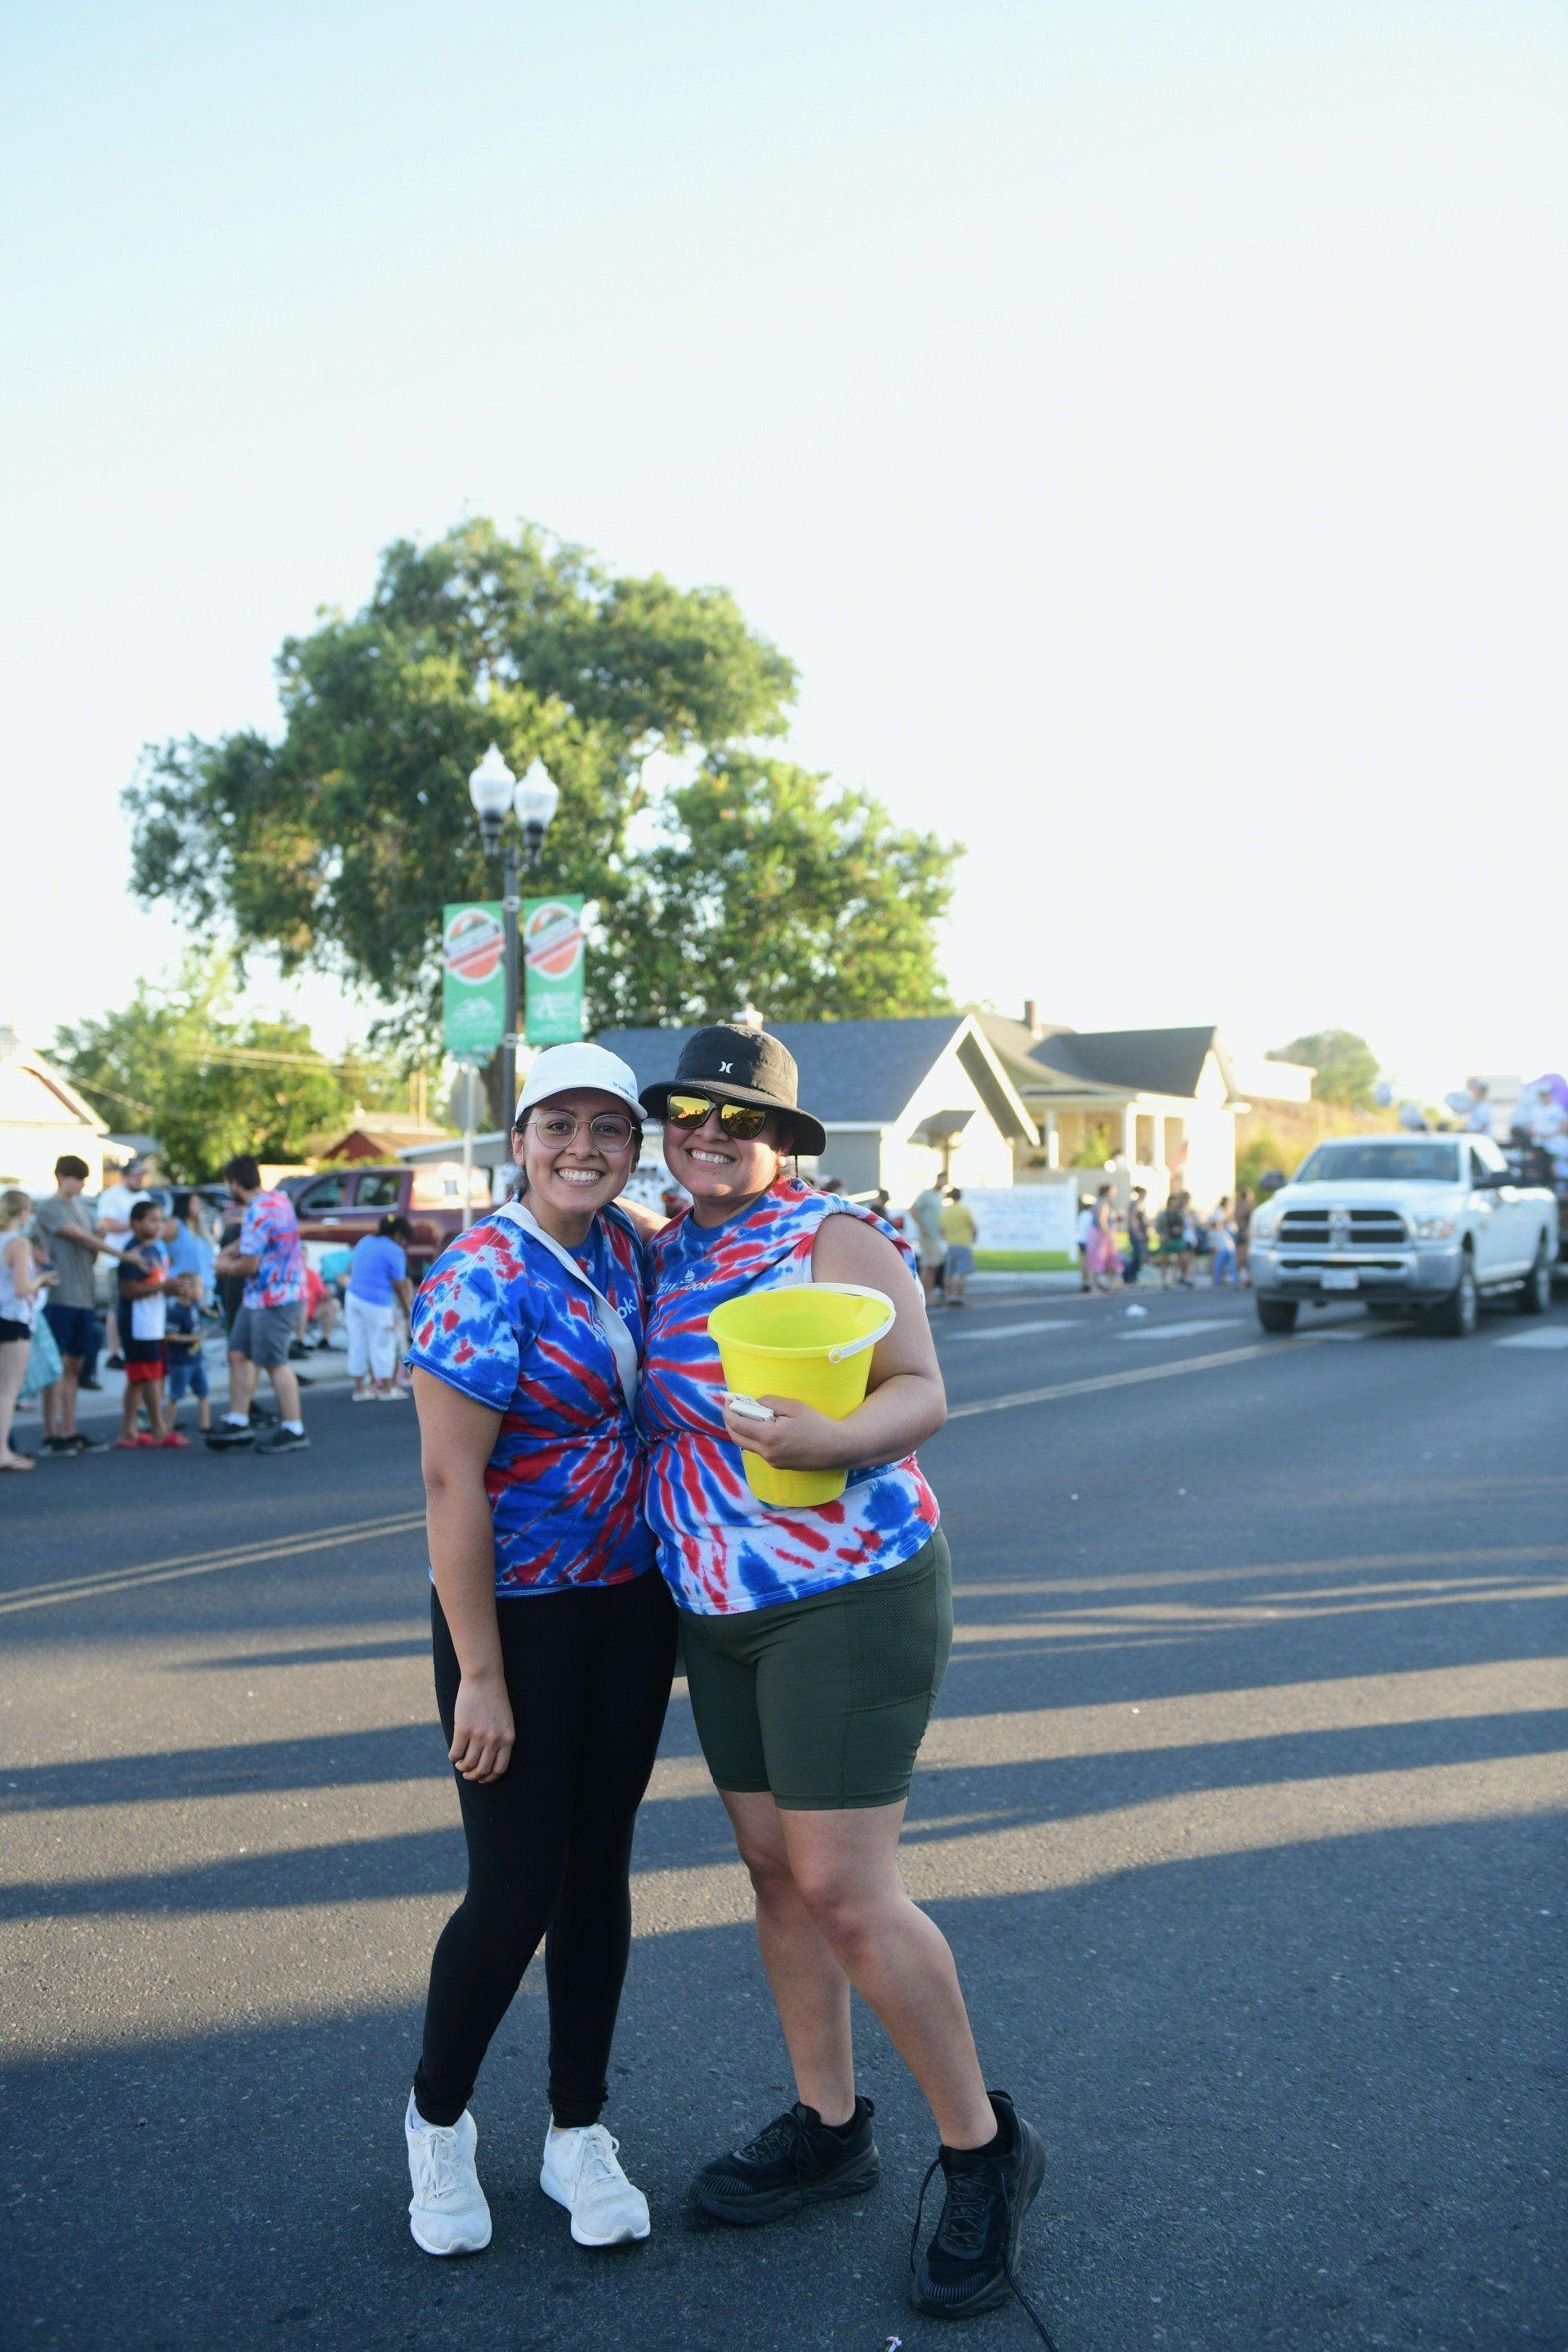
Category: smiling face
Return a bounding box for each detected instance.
[663,1102,792,1224]
[513,1088,639,1233]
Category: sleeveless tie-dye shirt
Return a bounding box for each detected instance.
[639,1178,940,1615]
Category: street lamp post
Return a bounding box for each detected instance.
[467,745,560,1129]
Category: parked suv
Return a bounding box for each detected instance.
[1248,1134,1558,1337]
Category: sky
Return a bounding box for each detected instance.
[4,0,1566,1101]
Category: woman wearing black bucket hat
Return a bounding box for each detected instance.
[637,1025,1047,2331]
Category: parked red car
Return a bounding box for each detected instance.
[283,1163,492,1281]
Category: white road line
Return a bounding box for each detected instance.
[1494,1328,1568,1350]
[1118,1318,1231,1340]
[947,1318,1077,1342]
[0,1512,427,1617]
[942,1329,1356,1421]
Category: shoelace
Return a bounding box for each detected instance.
[570,2128,624,2194]
[738,2108,813,2217]
[909,2154,1061,2352]
[416,2126,464,2204]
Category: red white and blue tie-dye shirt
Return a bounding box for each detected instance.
[408,1205,655,1597]
[238,1189,306,1309]
[639,1178,939,1615]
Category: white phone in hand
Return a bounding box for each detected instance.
[721,1390,777,1423]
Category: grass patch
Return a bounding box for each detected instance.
[973,1250,1075,1271]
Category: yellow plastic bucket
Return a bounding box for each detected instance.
[707,1283,897,1507]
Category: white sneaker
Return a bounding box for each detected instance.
[540,2123,651,2246]
[405,2093,492,2256]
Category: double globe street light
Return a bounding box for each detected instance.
[467,743,561,1124]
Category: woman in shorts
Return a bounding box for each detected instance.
[637,1025,1045,2328]
[402,1045,676,2262]
[0,1188,54,1471]
[345,1213,415,1401]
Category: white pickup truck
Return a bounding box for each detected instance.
[1249,1133,1559,1337]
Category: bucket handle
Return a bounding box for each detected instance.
[811,1282,898,1364]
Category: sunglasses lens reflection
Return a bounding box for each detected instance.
[666,1094,768,1139]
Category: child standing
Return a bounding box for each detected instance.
[117,1200,182,1450]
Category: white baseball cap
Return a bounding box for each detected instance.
[514,1043,648,1125]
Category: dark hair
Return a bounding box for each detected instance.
[223,1154,262,1192]
[129,1197,162,1224]
[55,1155,89,1181]
[380,1214,415,1242]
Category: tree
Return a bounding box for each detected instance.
[50,952,389,1180]
[124,521,798,1041]
[1269,1029,1381,1110]
[601,754,960,1026]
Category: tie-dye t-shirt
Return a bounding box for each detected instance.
[238,1189,306,1309]
[408,1205,654,1597]
[639,1178,939,1615]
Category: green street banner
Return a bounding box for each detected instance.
[441,902,506,1062]
[523,895,586,1045]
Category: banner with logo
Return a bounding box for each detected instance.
[441,902,506,1062]
[523,895,586,1045]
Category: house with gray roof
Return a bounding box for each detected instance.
[977,1009,1310,1206]
[597,1015,1037,1200]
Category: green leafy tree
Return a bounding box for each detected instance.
[1269,1029,1381,1111]
[124,521,798,1041]
[603,754,960,1026]
[51,952,388,1180]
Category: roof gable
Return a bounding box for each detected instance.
[1028,1026,1228,1100]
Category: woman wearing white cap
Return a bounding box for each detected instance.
[401,1043,677,2260]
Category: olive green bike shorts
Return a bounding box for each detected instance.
[677,1530,953,1811]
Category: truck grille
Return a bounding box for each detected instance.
[1278,1207,1410,1249]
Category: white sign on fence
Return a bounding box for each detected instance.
[964,1184,1079,1254]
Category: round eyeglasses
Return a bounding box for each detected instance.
[525,1111,637,1149]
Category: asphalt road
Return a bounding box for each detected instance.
[2,1284,1564,2352]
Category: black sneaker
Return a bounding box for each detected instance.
[255,1425,310,1454]
[42,1437,77,1456]
[910,2092,1051,2334]
[67,1433,108,1454]
[206,1422,257,1450]
[693,2099,879,2225]
[248,1404,278,1428]
[78,1377,103,1392]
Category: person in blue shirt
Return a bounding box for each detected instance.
[164,1194,218,1435]
[346,1214,416,1401]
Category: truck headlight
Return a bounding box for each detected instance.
[1412,1214,1456,1240]
[1251,1211,1280,1241]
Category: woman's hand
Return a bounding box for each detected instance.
[449,1668,514,1784]
[721,1394,853,1472]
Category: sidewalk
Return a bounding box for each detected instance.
[16,1333,363,1436]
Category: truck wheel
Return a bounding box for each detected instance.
[1428,1256,1478,1338]
[1255,1298,1298,1334]
[1518,1239,1552,1315]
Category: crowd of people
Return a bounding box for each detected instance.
[0,1149,424,1468]
[1085,1181,1254,1294]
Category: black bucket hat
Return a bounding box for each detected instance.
[640,1025,827,1157]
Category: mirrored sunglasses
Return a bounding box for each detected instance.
[663,1092,770,1139]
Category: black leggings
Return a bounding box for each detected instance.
[413,1570,677,2129]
